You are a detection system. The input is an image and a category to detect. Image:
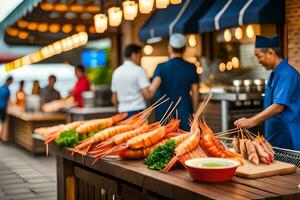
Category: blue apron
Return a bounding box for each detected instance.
[264,59,300,150]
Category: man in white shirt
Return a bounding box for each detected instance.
[111,44,151,117]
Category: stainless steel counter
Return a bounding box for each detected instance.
[67,106,117,122]
[201,92,263,101]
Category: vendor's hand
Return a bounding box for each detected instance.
[234,117,257,129]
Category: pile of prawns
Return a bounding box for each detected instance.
[37,94,245,173]
[216,128,275,165]
[88,94,243,173]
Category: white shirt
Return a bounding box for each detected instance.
[111,60,150,112]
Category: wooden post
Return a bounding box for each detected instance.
[56,156,74,200]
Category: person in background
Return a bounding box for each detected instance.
[72,65,90,107]
[32,80,40,95]
[234,35,300,151]
[149,33,200,131]
[111,44,150,118]
[16,80,26,109]
[0,76,13,139]
[40,75,61,106]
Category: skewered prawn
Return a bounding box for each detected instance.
[72,96,170,155]
[252,140,272,164]
[91,119,180,160]
[34,124,64,137]
[72,123,143,155]
[232,136,240,154]
[199,120,243,164]
[44,121,84,145]
[161,120,201,173]
[179,145,208,166]
[89,122,159,155]
[245,140,259,165]
[75,113,128,134]
[118,131,192,160]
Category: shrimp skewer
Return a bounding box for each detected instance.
[92,119,180,161]
[73,96,171,155]
[200,120,243,164]
[252,140,271,164]
[162,121,201,173]
[44,121,84,144]
[75,113,128,134]
[118,132,192,160]
[90,122,159,154]
[245,140,259,165]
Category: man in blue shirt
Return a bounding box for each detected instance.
[0,76,13,122]
[235,35,300,151]
[149,33,199,131]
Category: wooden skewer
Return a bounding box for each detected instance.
[216,136,234,141]
[214,130,240,137]
[160,101,174,124]
[214,128,238,135]
[161,97,182,125]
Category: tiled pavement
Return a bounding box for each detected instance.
[0,142,57,200]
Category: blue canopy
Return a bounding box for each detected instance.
[199,0,285,33]
[139,0,212,42]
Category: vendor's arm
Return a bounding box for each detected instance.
[191,83,199,113]
[139,68,155,100]
[234,103,284,129]
[147,76,162,99]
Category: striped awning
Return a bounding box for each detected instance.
[139,0,212,42]
[0,0,42,29]
[199,0,285,33]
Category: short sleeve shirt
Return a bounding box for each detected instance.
[0,84,10,109]
[264,59,300,123]
[111,60,150,112]
[152,57,199,130]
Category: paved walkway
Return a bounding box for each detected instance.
[0,142,56,200]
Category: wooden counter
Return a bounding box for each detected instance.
[51,144,300,200]
[7,107,66,154]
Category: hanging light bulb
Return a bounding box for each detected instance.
[123,1,138,20]
[226,61,233,70]
[156,0,169,9]
[219,63,226,72]
[235,27,243,40]
[188,34,197,47]
[108,7,123,27]
[246,25,254,38]
[224,29,232,42]
[170,0,182,4]
[94,14,108,33]
[144,45,154,55]
[139,0,154,14]
[231,57,240,69]
[78,32,88,45]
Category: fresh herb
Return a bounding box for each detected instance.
[55,130,78,148]
[88,131,97,138]
[78,134,87,141]
[144,139,176,171]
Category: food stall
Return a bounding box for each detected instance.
[6,105,65,154]
[196,0,285,132]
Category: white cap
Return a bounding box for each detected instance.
[169,33,186,49]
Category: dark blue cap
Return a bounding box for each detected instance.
[255,35,280,48]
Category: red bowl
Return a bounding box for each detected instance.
[185,158,240,183]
